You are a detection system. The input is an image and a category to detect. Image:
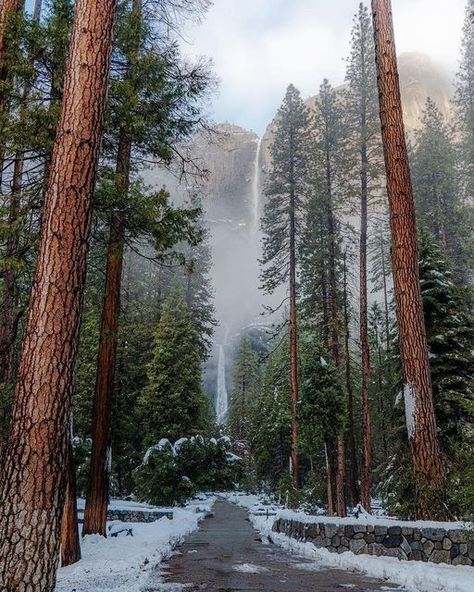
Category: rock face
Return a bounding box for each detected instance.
[272,518,474,566]
[193,123,259,223]
[398,52,453,133]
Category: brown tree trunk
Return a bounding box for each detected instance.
[371,0,447,520]
[0,0,21,87]
[325,149,346,517]
[360,140,372,511]
[61,441,81,567]
[289,179,299,490]
[83,135,131,536]
[0,1,116,590]
[325,442,335,516]
[343,252,359,507]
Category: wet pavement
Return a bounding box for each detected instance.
[150,500,405,592]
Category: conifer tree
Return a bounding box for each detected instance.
[228,336,260,446]
[260,84,310,488]
[418,229,474,513]
[251,337,291,488]
[372,0,447,519]
[138,289,210,446]
[0,0,117,588]
[411,98,469,278]
[311,78,347,515]
[84,0,211,535]
[455,0,474,202]
[345,2,382,511]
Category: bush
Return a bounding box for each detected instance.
[135,436,243,506]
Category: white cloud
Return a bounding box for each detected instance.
[181,0,467,134]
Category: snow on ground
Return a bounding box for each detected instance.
[226,493,474,592]
[55,496,216,592]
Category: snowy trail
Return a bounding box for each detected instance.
[155,500,406,591]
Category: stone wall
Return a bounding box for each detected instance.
[272,518,474,566]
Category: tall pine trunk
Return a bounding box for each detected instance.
[289,179,299,490]
[343,252,359,506]
[326,148,346,517]
[371,0,447,520]
[61,441,81,566]
[83,135,131,536]
[360,138,372,511]
[0,1,116,589]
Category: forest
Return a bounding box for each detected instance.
[0,1,473,591]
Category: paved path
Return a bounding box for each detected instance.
[154,500,404,592]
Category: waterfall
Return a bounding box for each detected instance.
[216,327,229,424]
[252,137,262,233]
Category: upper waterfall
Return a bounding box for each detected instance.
[252,137,262,234]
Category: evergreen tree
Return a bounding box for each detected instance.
[251,337,291,489]
[138,289,210,446]
[418,229,474,514]
[260,84,311,488]
[345,2,382,510]
[372,0,447,520]
[411,98,469,278]
[455,0,474,202]
[307,78,348,515]
[228,336,260,446]
[298,333,345,511]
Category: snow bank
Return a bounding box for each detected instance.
[227,494,474,592]
[55,496,215,592]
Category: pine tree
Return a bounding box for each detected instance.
[182,197,217,360]
[418,229,474,514]
[251,337,291,488]
[138,289,210,446]
[455,0,474,202]
[84,0,211,535]
[345,2,382,511]
[0,0,117,588]
[372,0,447,520]
[411,98,469,278]
[311,78,348,515]
[228,336,260,446]
[298,333,345,512]
[260,84,311,488]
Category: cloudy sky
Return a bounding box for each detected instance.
[181,0,467,134]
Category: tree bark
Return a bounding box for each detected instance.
[371,0,447,520]
[360,137,372,511]
[0,1,116,589]
[61,441,81,567]
[325,442,335,515]
[325,145,346,517]
[83,135,131,536]
[343,252,359,507]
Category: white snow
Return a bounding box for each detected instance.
[226,494,474,592]
[55,496,216,592]
[233,562,269,574]
[403,383,416,440]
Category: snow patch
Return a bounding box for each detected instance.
[403,384,416,440]
[233,563,269,574]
